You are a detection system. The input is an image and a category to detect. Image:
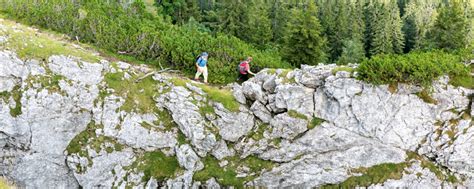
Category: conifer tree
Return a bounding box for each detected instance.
[282,1,327,66]
[245,1,273,49]
[428,1,469,51]
[370,1,405,55]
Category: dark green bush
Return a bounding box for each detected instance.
[356,50,472,88]
[0,0,290,84]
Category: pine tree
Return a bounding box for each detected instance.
[402,0,440,52]
[215,0,250,38]
[370,1,405,55]
[244,1,273,49]
[155,0,201,25]
[428,1,469,51]
[282,1,327,66]
[337,39,366,64]
[317,0,352,62]
[390,1,405,54]
[269,0,291,44]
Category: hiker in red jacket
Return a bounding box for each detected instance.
[237,57,255,81]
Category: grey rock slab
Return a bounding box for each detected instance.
[293,64,335,89]
[274,84,315,118]
[213,103,255,142]
[0,51,29,92]
[48,55,103,85]
[211,140,235,160]
[114,113,177,151]
[157,86,217,156]
[242,82,266,103]
[250,101,272,123]
[176,144,203,171]
[232,83,247,104]
[69,150,135,188]
[269,113,308,140]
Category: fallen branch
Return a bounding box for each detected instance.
[134,68,179,83]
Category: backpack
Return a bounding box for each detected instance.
[195,55,201,63]
[238,61,249,74]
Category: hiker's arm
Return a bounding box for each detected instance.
[248,70,256,75]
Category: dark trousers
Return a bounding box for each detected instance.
[237,73,249,82]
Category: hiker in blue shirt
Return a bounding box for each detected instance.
[194,52,209,84]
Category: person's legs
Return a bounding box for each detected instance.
[194,69,202,81]
[242,73,249,81]
[202,66,208,83]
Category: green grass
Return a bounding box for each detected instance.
[136,151,183,182]
[66,121,123,157]
[321,163,408,188]
[194,155,275,188]
[177,131,188,145]
[332,66,355,75]
[199,102,216,115]
[0,86,23,117]
[197,83,240,112]
[104,72,158,113]
[406,152,459,183]
[248,123,270,140]
[287,110,325,130]
[416,89,438,104]
[154,109,178,131]
[450,74,474,89]
[308,117,325,129]
[323,151,460,188]
[170,77,189,87]
[0,15,99,62]
[287,110,307,119]
[194,156,242,187]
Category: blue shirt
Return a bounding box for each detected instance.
[197,57,207,67]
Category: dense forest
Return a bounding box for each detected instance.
[0,0,473,85]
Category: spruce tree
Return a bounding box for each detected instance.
[370,1,404,55]
[282,1,327,66]
[245,1,273,49]
[337,39,366,65]
[215,0,250,39]
[428,1,469,51]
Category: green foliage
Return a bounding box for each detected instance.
[194,155,275,188]
[1,0,289,84]
[243,1,273,49]
[370,1,405,55]
[308,117,325,130]
[0,86,23,117]
[248,123,269,141]
[321,162,408,188]
[104,71,158,113]
[317,0,354,62]
[197,83,240,112]
[282,1,327,66]
[332,66,355,75]
[402,0,440,52]
[193,156,242,187]
[357,51,472,88]
[136,151,182,181]
[428,1,469,51]
[287,110,307,120]
[338,39,366,64]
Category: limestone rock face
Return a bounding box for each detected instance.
[0,51,29,92]
[1,21,473,189]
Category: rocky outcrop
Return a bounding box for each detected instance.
[1,19,473,189]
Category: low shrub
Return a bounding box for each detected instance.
[356,51,472,88]
[0,0,291,84]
